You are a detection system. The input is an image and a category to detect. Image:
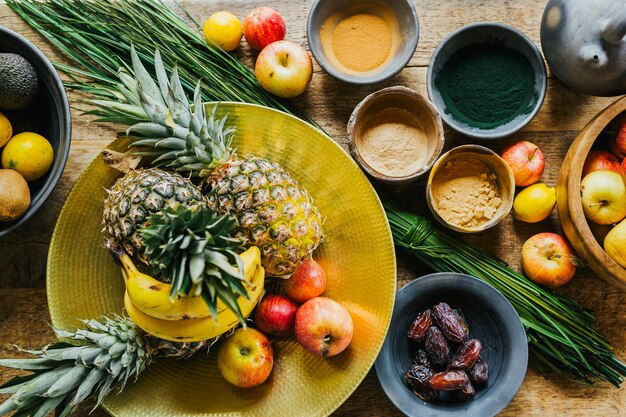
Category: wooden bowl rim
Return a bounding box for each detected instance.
[566,95,626,285]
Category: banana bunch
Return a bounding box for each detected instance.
[116,247,264,342]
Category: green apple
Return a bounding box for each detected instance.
[604,218,626,268]
[217,327,273,388]
[581,170,626,225]
[254,40,313,99]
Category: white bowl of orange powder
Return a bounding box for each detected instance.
[307,0,419,84]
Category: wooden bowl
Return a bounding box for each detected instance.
[556,95,626,289]
[347,86,444,184]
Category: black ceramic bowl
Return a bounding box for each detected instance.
[375,272,527,417]
[0,26,71,237]
[426,22,547,139]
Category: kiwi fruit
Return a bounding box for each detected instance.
[0,169,30,221]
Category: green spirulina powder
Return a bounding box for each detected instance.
[435,43,537,129]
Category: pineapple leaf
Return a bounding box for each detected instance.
[0,316,151,417]
[153,49,170,101]
[139,205,248,324]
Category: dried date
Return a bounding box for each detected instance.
[414,349,431,369]
[454,382,476,401]
[408,309,432,342]
[428,370,470,391]
[432,302,468,343]
[425,326,450,369]
[453,308,466,323]
[449,339,482,370]
[405,364,439,402]
[468,356,489,386]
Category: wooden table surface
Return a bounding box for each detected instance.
[1,0,625,416]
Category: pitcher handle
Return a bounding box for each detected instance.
[602,7,626,44]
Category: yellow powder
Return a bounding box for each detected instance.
[329,13,392,72]
[356,108,428,177]
[432,158,502,228]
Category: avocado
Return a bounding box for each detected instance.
[0,53,39,110]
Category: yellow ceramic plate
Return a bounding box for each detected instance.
[47,103,396,417]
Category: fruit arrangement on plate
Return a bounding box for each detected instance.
[0,47,385,416]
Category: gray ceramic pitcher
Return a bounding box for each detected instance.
[541,0,626,96]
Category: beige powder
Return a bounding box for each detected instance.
[432,157,502,228]
[356,108,429,177]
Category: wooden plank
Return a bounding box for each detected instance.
[0,0,625,416]
[0,141,109,288]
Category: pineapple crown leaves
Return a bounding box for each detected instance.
[93,46,235,176]
[0,316,150,417]
[138,204,249,325]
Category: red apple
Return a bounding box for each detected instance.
[255,40,313,98]
[254,294,297,337]
[295,297,353,357]
[582,150,622,178]
[243,6,286,50]
[609,114,626,159]
[521,232,577,287]
[500,141,545,186]
[217,327,273,388]
[283,259,327,303]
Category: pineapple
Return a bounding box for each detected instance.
[101,47,323,277]
[0,316,159,416]
[206,156,323,276]
[104,170,251,323]
[102,168,206,262]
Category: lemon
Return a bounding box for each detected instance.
[1,132,54,182]
[0,112,12,148]
[203,12,243,52]
[513,183,556,223]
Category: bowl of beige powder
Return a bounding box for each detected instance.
[426,145,515,233]
[348,86,445,184]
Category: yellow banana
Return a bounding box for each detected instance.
[124,265,265,342]
[116,247,261,320]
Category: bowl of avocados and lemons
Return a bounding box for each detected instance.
[0,25,71,237]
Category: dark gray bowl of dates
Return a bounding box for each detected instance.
[374,272,527,417]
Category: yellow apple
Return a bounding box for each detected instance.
[217,327,273,388]
[604,218,626,268]
[254,40,313,98]
[581,170,626,225]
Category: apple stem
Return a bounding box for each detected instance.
[529,147,538,161]
[281,53,289,67]
[588,202,608,207]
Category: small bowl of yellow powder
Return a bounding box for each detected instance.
[307,0,419,85]
[348,86,445,184]
[426,145,515,233]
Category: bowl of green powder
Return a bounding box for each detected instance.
[427,23,547,139]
